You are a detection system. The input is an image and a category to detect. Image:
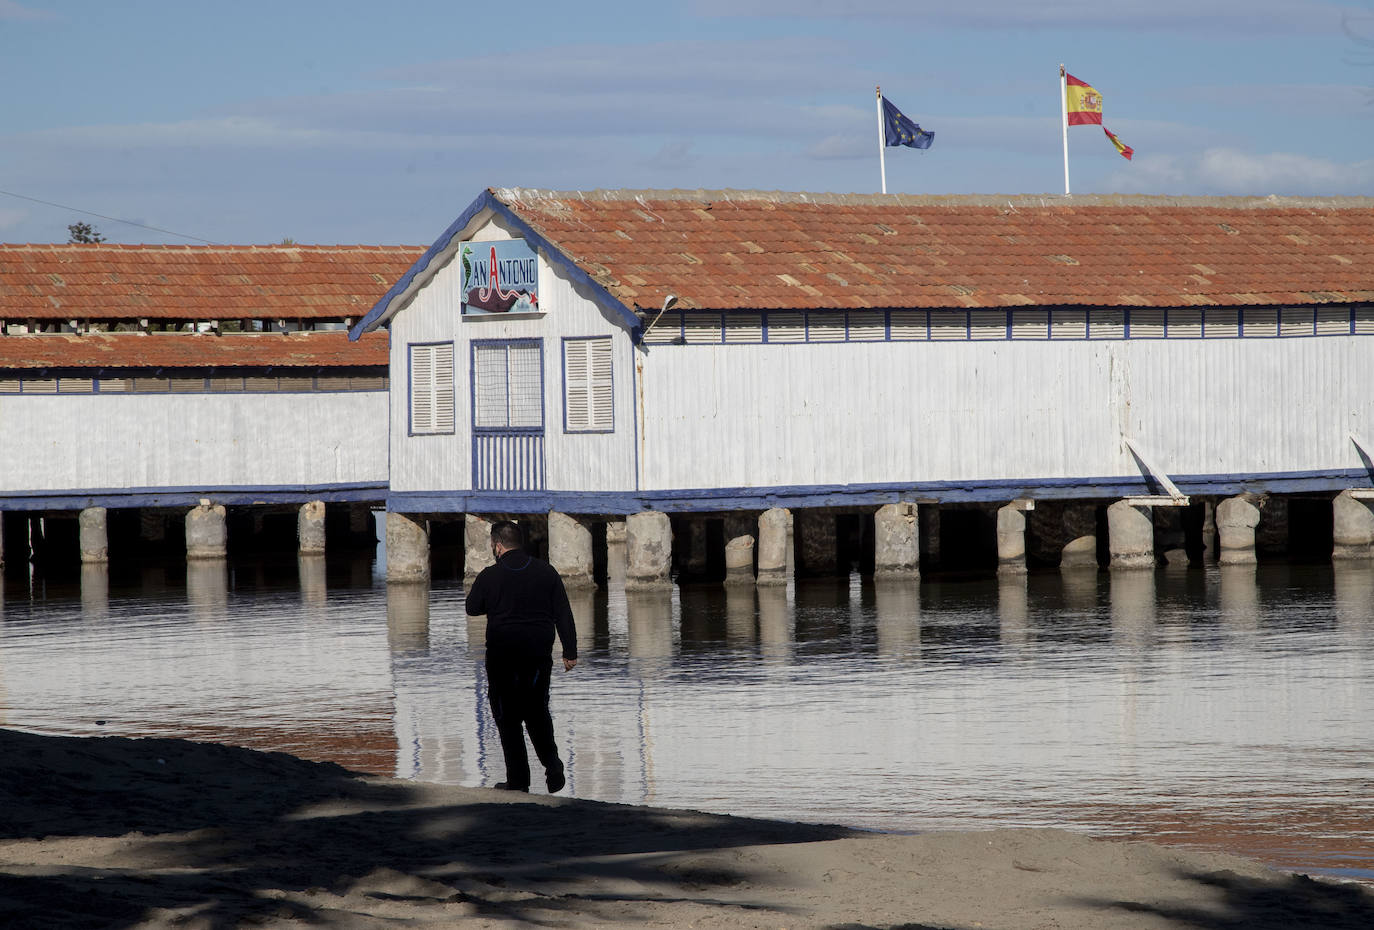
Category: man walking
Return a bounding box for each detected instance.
[465,520,578,793]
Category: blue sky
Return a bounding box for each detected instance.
[0,0,1370,245]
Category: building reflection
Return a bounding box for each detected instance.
[625,590,674,661]
[386,583,430,655]
[298,554,327,612]
[186,560,228,623]
[756,586,794,663]
[1109,570,1156,649]
[1217,564,1260,633]
[1333,562,1374,634]
[80,563,109,622]
[1060,565,1100,613]
[874,578,920,658]
[567,588,598,657]
[996,575,1028,651]
[724,585,757,645]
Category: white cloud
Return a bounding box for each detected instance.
[690,0,1362,35]
[1109,147,1374,194]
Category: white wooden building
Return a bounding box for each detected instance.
[352,189,1374,576]
[0,244,420,565]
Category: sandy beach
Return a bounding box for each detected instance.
[2,727,1371,929]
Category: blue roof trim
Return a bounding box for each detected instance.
[384,467,1371,515]
[349,189,642,341]
[350,191,495,340]
[1,481,387,511]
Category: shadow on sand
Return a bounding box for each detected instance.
[0,728,848,928]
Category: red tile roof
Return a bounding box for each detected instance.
[494,189,1374,310]
[0,332,388,370]
[0,244,422,320]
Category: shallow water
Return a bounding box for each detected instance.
[2,554,1372,882]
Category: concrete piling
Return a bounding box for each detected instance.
[298,500,326,555]
[873,502,919,579]
[625,510,673,590]
[463,514,494,587]
[756,507,791,587]
[1216,495,1261,566]
[996,503,1029,576]
[1107,500,1155,570]
[723,534,756,585]
[549,511,596,589]
[79,507,109,564]
[185,500,227,560]
[385,511,430,584]
[1332,490,1374,560]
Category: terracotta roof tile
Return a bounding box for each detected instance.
[494,190,1374,311]
[0,332,387,369]
[0,244,422,320]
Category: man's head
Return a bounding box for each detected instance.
[490,520,523,555]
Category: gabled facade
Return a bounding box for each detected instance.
[355,189,1374,519]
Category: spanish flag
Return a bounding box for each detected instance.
[1065,73,1103,126]
[1104,127,1134,161]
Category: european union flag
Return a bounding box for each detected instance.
[882,96,934,149]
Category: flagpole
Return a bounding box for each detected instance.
[1060,64,1070,195]
[876,85,887,194]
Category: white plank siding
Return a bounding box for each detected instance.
[0,392,387,492]
[637,338,1374,491]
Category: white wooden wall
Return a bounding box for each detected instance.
[390,216,637,496]
[0,391,387,492]
[637,338,1374,490]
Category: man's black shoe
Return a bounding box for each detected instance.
[493,782,529,792]
[546,768,566,794]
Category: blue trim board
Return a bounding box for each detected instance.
[385,468,1374,515]
[349,190,643,341]
[1,482,387,511]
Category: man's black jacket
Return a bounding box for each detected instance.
[465,549,578,661]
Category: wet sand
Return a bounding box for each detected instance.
[2,727,1371,929]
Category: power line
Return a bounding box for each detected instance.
[0,188,220,244]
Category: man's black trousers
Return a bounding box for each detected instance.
[486,652,562,790]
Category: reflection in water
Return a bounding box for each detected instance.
[2,560,1373,882]
[186,560,228,622]
[386,583,430,655]
[1333,562,1374,633]
[756,586,794,661]
[1109,569,1155,648]
[567,589,598,657]
[624,590,674,661]
[298,554,327,611]
[1218,564,1260,633]
[80,563,109,622]
[723,585,756,645]
[1060,566,1100,612]
[995,576,1026,651]
[874,579,920,658]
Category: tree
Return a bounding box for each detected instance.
[67,222,105,244]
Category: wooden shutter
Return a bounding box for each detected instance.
[411,343,454,434]
[565,337,613,432]
[565,339,590,431]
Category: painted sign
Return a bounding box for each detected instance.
[461,239,540,314]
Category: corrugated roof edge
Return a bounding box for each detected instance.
[492,188,1374,210]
